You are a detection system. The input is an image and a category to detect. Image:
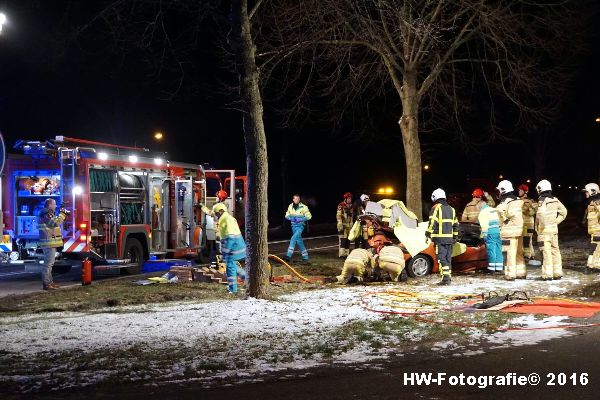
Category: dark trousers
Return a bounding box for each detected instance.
[435,242,453,277]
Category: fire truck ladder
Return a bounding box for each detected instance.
[59,148,76,239]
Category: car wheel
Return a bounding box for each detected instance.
[406,254,433,278]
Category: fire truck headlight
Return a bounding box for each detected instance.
[129,155,138,163]
[154,158,163,166]
[72,186,84,196]
[98,152,108,160]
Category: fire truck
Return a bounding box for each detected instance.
[1,136,246,272]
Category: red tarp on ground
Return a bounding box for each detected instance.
[501,300,600,318]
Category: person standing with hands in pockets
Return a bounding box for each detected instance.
[284,194,312,264]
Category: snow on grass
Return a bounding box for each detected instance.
[0,271,595,392]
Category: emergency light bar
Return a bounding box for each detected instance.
[13,140,55,155]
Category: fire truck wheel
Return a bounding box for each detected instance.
[121,238,145,275]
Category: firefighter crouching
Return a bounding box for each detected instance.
[336,192,355,258]
[518,184,538,263]
[376,245,408,282]
[582,183,600,273]
[333,248,374,284]
[213,203,246,294]
[496,180,525,280]
[426,188,459,285]
[535,180,567,280]
[38,198,69,290]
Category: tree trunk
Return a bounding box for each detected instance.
[231,0,269,298]
[398,70,423,220]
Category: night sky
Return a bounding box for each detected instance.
[0,1,598,222]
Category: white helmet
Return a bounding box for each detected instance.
[536,179,552,193]
[431,188,446,202]
[496,180,514,195]
[360,194,370,202]
[583,183,600,195]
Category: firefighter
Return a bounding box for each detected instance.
[38,198,68,290]
[478,202,503,272]
[518,184,538,262]
[333,248,374,283]
[200,190,229,263]
[496,180,525,280]
[285,194,312,263]
[213,203,246,293]
[200,189,229,217]
[376,245,408,282]
[336,192,355,258]
[461,188,494,223]
[583,183,600,273]
[535,180,567,280]
[426,188,459,285]
[353,194,371,249]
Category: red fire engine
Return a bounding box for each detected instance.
[1,136,245,272]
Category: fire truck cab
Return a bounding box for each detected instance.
[2,136,245,273]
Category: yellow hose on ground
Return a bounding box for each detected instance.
[267,254,317,283]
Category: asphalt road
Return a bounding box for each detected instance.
[0,234,339,297]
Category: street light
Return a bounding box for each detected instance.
[154,132,164,140]
[595,117,600,123]
[423,164,430,171]
[0,13,7,34]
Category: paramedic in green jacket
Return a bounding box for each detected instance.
[38,198,68,290]
[285,194,312,263]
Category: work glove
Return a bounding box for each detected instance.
[337,223,343,233]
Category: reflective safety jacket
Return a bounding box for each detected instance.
[586,197,600,241]
[336,202,354,228]
[477,203,501,235]
[461,199,486,223]
[427,200,459,244]
[285,203,312,226]
[535,195,567,239]
[521,196,537,233]
[38,208,66,248]
[497,196,524,238]
[218,211,242,239]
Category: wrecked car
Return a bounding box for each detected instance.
[350,199,488,278]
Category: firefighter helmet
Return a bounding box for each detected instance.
[431,188,446,202]
[213,203,228,214]
[583,183,600,195]
[496,180,514,195]
[360,194,370,202]
[216,190,228,202]
[536,179,552,194]
[472,188,484,198]
[343,192,352,199]
[518,184,529,193]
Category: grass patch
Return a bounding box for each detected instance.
[0,278,227,315]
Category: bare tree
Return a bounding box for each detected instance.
[231,0,270,298]
[255,0,581,217]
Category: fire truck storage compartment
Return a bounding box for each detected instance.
[119,172,145,225]
[13,172,61,239]
[89,169,118,259]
